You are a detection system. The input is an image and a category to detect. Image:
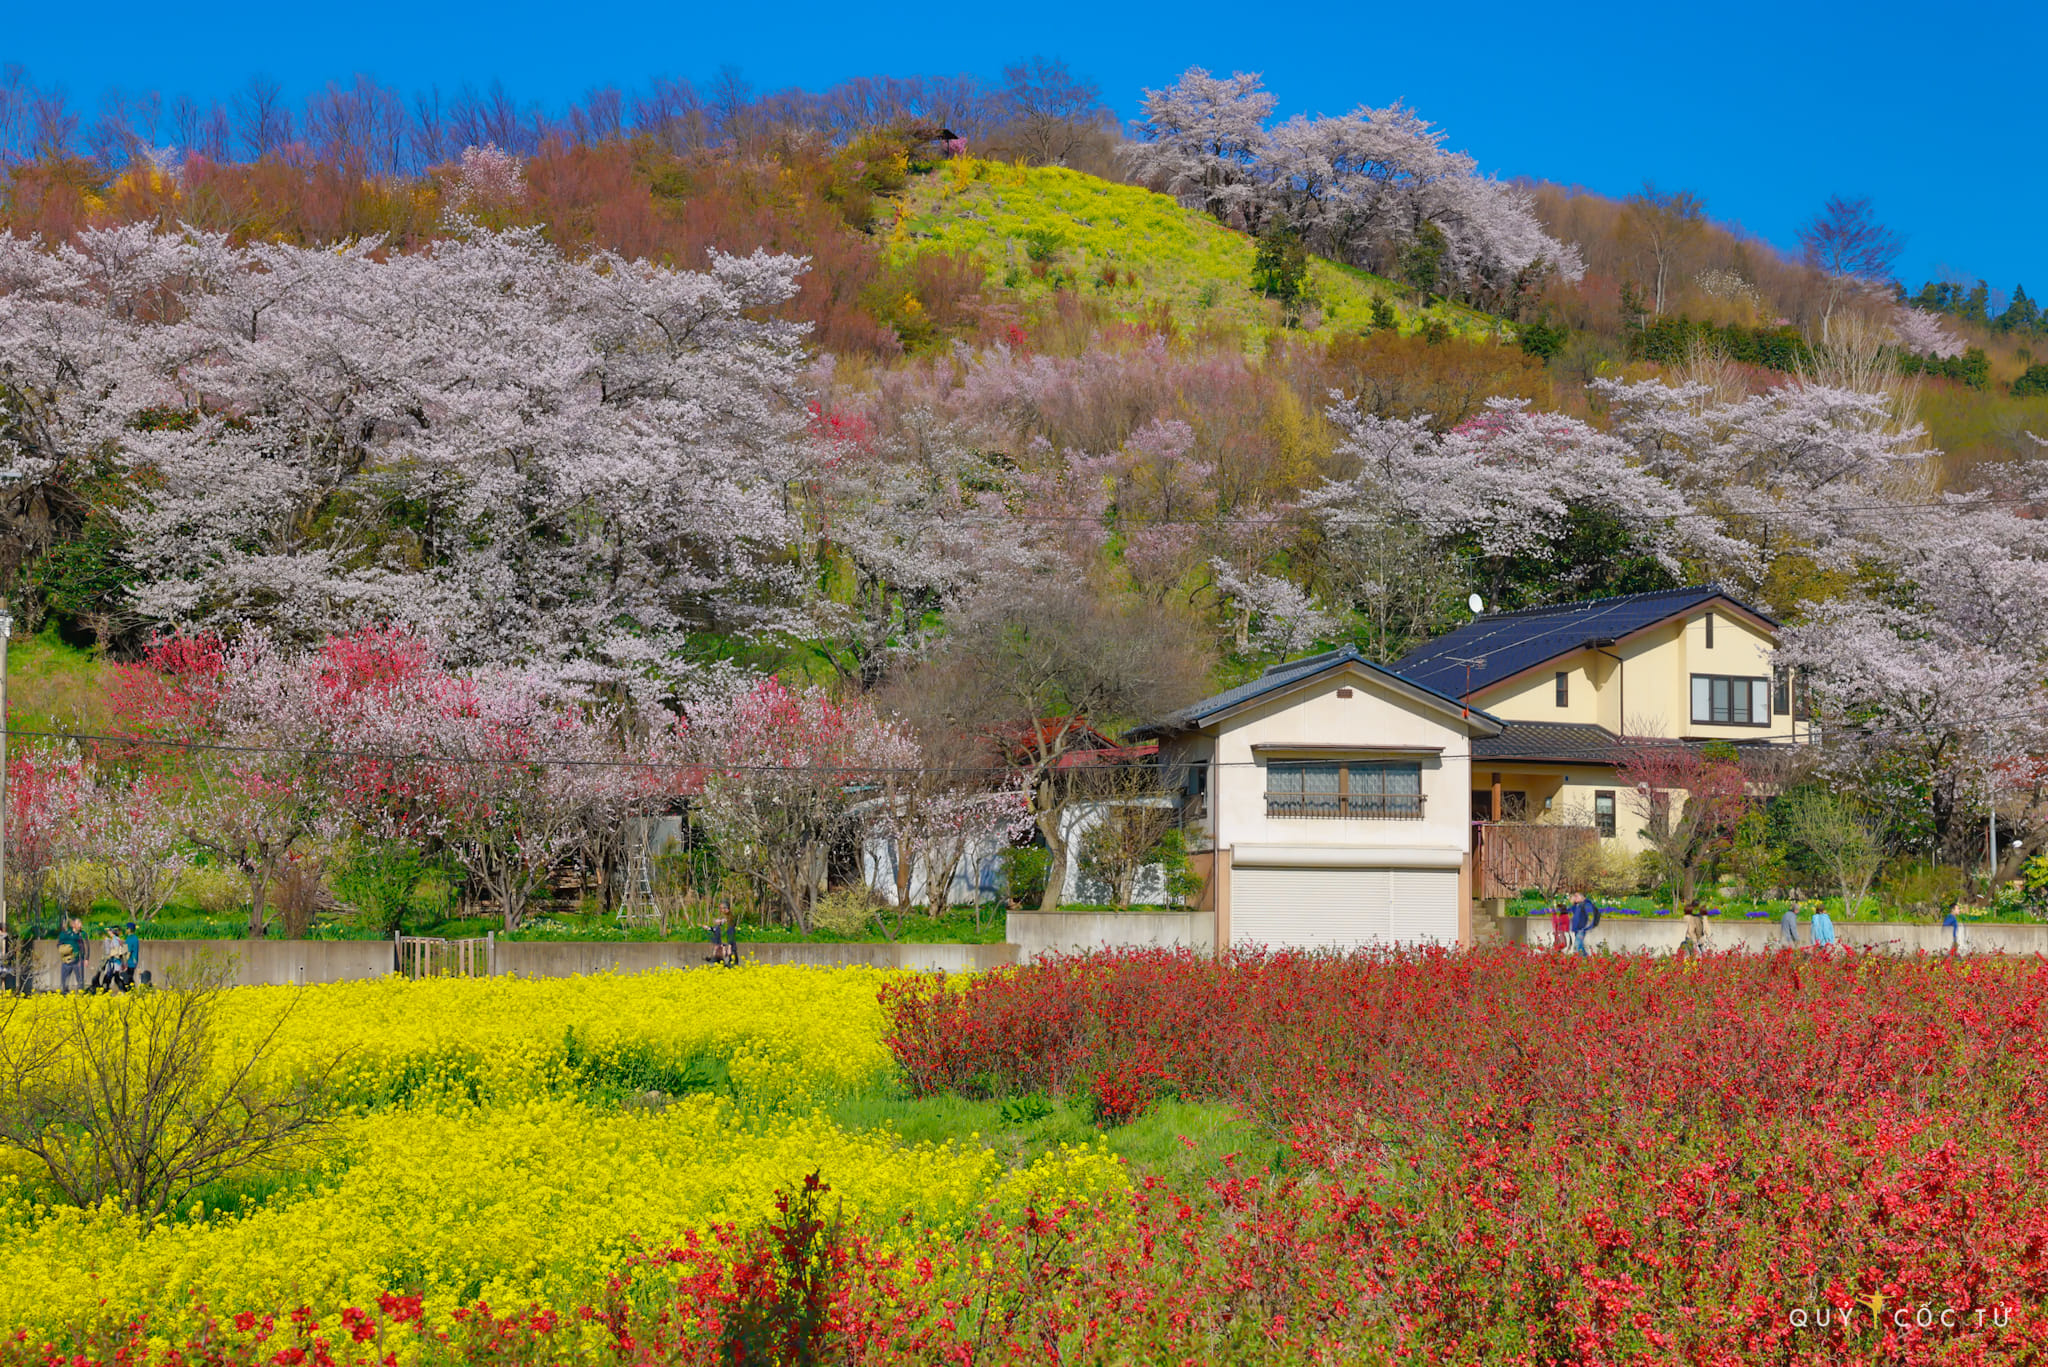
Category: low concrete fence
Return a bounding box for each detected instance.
[495,940,1016,977]
[1493,914,2030,956]
[1007,909,1214,963]
[22,937,1015,989]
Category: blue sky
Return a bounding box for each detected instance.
[7,0,2038,293]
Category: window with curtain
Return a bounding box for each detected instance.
[1266,760,1424,818]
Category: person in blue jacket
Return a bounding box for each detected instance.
[1810,902,1837,947]
[1568,893,1590,957]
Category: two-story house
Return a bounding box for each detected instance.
[1134,585,1807,953]
[1134,649,1505,952]
[1389,585,1808,852]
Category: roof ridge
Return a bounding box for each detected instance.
[1258,645,1360,677]
[1466,584,1720,623]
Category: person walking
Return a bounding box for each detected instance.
[1682,901,1708,957]
[1942,902,1961,956]
[1781,902,1800,948]
[57,917,86,994]
[1569,893,1590,957]
[1811,902,1836,948]
[1550,898,1571,953]
[98,925,127,991]
[123,923,140,983]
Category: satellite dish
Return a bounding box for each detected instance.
[1468,593,1485,614]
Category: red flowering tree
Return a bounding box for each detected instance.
[1615,740,1754,905]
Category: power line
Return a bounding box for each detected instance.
[864,492,2048,529]
[11,697,2048,781]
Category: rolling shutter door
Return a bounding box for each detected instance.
[1232,866,1461,951]
[1232,867,1391,951]
[1390,869,1460,946]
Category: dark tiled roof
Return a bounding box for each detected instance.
[1391,586,1777,698]
[1472,722,1633,765]
[1136,646,1500,737]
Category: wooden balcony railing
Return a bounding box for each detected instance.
[1473,821,1598,900]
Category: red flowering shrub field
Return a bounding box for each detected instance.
[16,946,2048,1366]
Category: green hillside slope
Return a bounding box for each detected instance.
[888,160,1508,344]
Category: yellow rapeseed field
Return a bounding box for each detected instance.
[0,966,1128,1343]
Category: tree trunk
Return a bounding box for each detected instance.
[247,864,267,939]
[893,835,916,910]
[1036,808,1068,914]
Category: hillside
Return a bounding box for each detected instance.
[889,161,1510,345]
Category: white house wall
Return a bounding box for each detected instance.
[1209,669,1475,864]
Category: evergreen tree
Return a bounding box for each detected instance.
[1999,284,2041,336]
[1963,280,1991,325]
[1249,214,1313,324]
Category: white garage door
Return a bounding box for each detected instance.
[1232,866,1459,951]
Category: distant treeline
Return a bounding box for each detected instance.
[1628,316,1991,389]
[1905,279,2046,340]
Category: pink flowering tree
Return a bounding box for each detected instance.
[4,743,91,931]
[314,627,677,931]
[114,629,329,938]
[687,676,917,930]
[71,773,189,924]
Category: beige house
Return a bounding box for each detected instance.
[1133,586,1811,953]
[1391,585,1809,857]
[1135,649,1504,951]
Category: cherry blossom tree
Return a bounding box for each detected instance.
[1126,70,1582,310]
[1312,395,1728,597]
[1124,68,1273,226]
[0,221,816,693]
[811,408,1044,688]
[1591,377,1926,601]
[1780,595,2048,862]
[1891,306,1967,360]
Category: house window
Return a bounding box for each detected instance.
[1690,674,1771,726]
[1499,790,1529,821]
[1594,790,1617,839]
[1773,665,1791,718]
[1555,671,1569,708]
[1266,760,1424,819]
[1704,612,1715,648]
[1794,665,1811,721]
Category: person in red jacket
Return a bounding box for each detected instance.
[1550,898,1571,953]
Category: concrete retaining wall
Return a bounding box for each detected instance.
[22,937,1014,990]
[1494,914,2004,955]
[1007,909,1215,963]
